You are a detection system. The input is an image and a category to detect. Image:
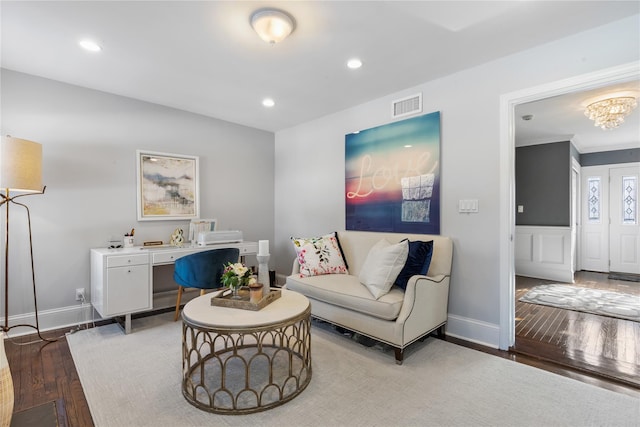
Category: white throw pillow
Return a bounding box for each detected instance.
[359,239,409,299]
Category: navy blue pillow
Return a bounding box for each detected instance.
[393,240,434,290]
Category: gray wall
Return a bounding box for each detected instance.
[581,148,640,166]
[1,69,274,319]
[516,142,571,226]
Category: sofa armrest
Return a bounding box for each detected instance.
[395,274,450,341]
[291,258,301,275]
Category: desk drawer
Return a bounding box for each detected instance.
[107,254,149,268]
[152,250,194,264]
[239,243,257,255]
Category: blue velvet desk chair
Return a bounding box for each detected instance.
[173,247,240,321]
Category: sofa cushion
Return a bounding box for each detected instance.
[285,274,404,321]
[291,232,348,277]
[394,240,434,290]
[359,239,409,299]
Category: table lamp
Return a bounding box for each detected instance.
[0,136,49,341]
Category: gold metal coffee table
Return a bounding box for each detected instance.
[181,289,312,414]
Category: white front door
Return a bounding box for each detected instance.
[581,165,609,272]
[609,164,640,274]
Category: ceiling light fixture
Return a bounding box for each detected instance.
[262,98,275,108]
[584,96,637,130]
[347,58,362,69]
[250,9,295,44]
[79,39,102,52]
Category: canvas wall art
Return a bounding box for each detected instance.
[136,150,200,221]
[345,112,441,234]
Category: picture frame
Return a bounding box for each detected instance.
[136,150,200,221]
[188,218,217,242]
[345,111,441,234]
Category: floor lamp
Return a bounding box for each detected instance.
[0,136,49,341]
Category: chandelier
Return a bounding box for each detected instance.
[584,96,637,130]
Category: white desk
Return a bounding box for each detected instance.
[90,241,258,333]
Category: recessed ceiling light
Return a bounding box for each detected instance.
[262,98,275,107]
[347,58,362,69]
[79,39,102,52]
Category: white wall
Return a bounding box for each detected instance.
[1,70,274,332]
[274,15,640,347]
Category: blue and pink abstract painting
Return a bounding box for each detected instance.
[345,112,441,234]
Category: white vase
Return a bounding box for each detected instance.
[0,333,13,427]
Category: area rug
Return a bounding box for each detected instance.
[67,312,640,427]
[519,284,640,322]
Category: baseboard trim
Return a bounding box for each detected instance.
[7,298,503,349]
[515,269,574,284]
[5,303,95,337]
[445,314,500,349]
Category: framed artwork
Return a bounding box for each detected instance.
[345,111,441,234]
[136,150,200,221]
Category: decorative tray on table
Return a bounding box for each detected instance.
[211,288,281,311]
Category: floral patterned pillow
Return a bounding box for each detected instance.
[291,232,348,277]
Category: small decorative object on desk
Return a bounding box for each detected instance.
[170,228,184,247]
[220,262,256,300]
[124,228,135,248]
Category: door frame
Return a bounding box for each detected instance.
[571,158,581,274]
[498,62,640,350]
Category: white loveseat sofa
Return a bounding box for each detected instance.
[285,230,452,364]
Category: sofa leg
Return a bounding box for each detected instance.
[394,348,404,365]
[437,324,446,339]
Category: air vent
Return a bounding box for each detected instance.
[392,93,422,118]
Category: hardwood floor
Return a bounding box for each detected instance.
[4,281,639,427]
[5,329,93,427]
[514,271,640,388]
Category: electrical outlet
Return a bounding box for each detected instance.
[75,288,85,301]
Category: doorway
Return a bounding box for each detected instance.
[498,62,640,351]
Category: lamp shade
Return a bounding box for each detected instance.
[0,136,42,193]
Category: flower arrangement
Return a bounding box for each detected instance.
[220,262,256,294]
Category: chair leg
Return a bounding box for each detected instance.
[200,289,206,296]
[174,286,184,322]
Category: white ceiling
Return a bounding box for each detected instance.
[2,0,639,148]
[515,79,640,153]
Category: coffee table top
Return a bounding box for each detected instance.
[182,289,310,329]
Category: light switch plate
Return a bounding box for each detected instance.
[459,199,479,213]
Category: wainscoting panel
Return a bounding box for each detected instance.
[538,234,565,264]
[515,226,574,283]
[514,232,533,261]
